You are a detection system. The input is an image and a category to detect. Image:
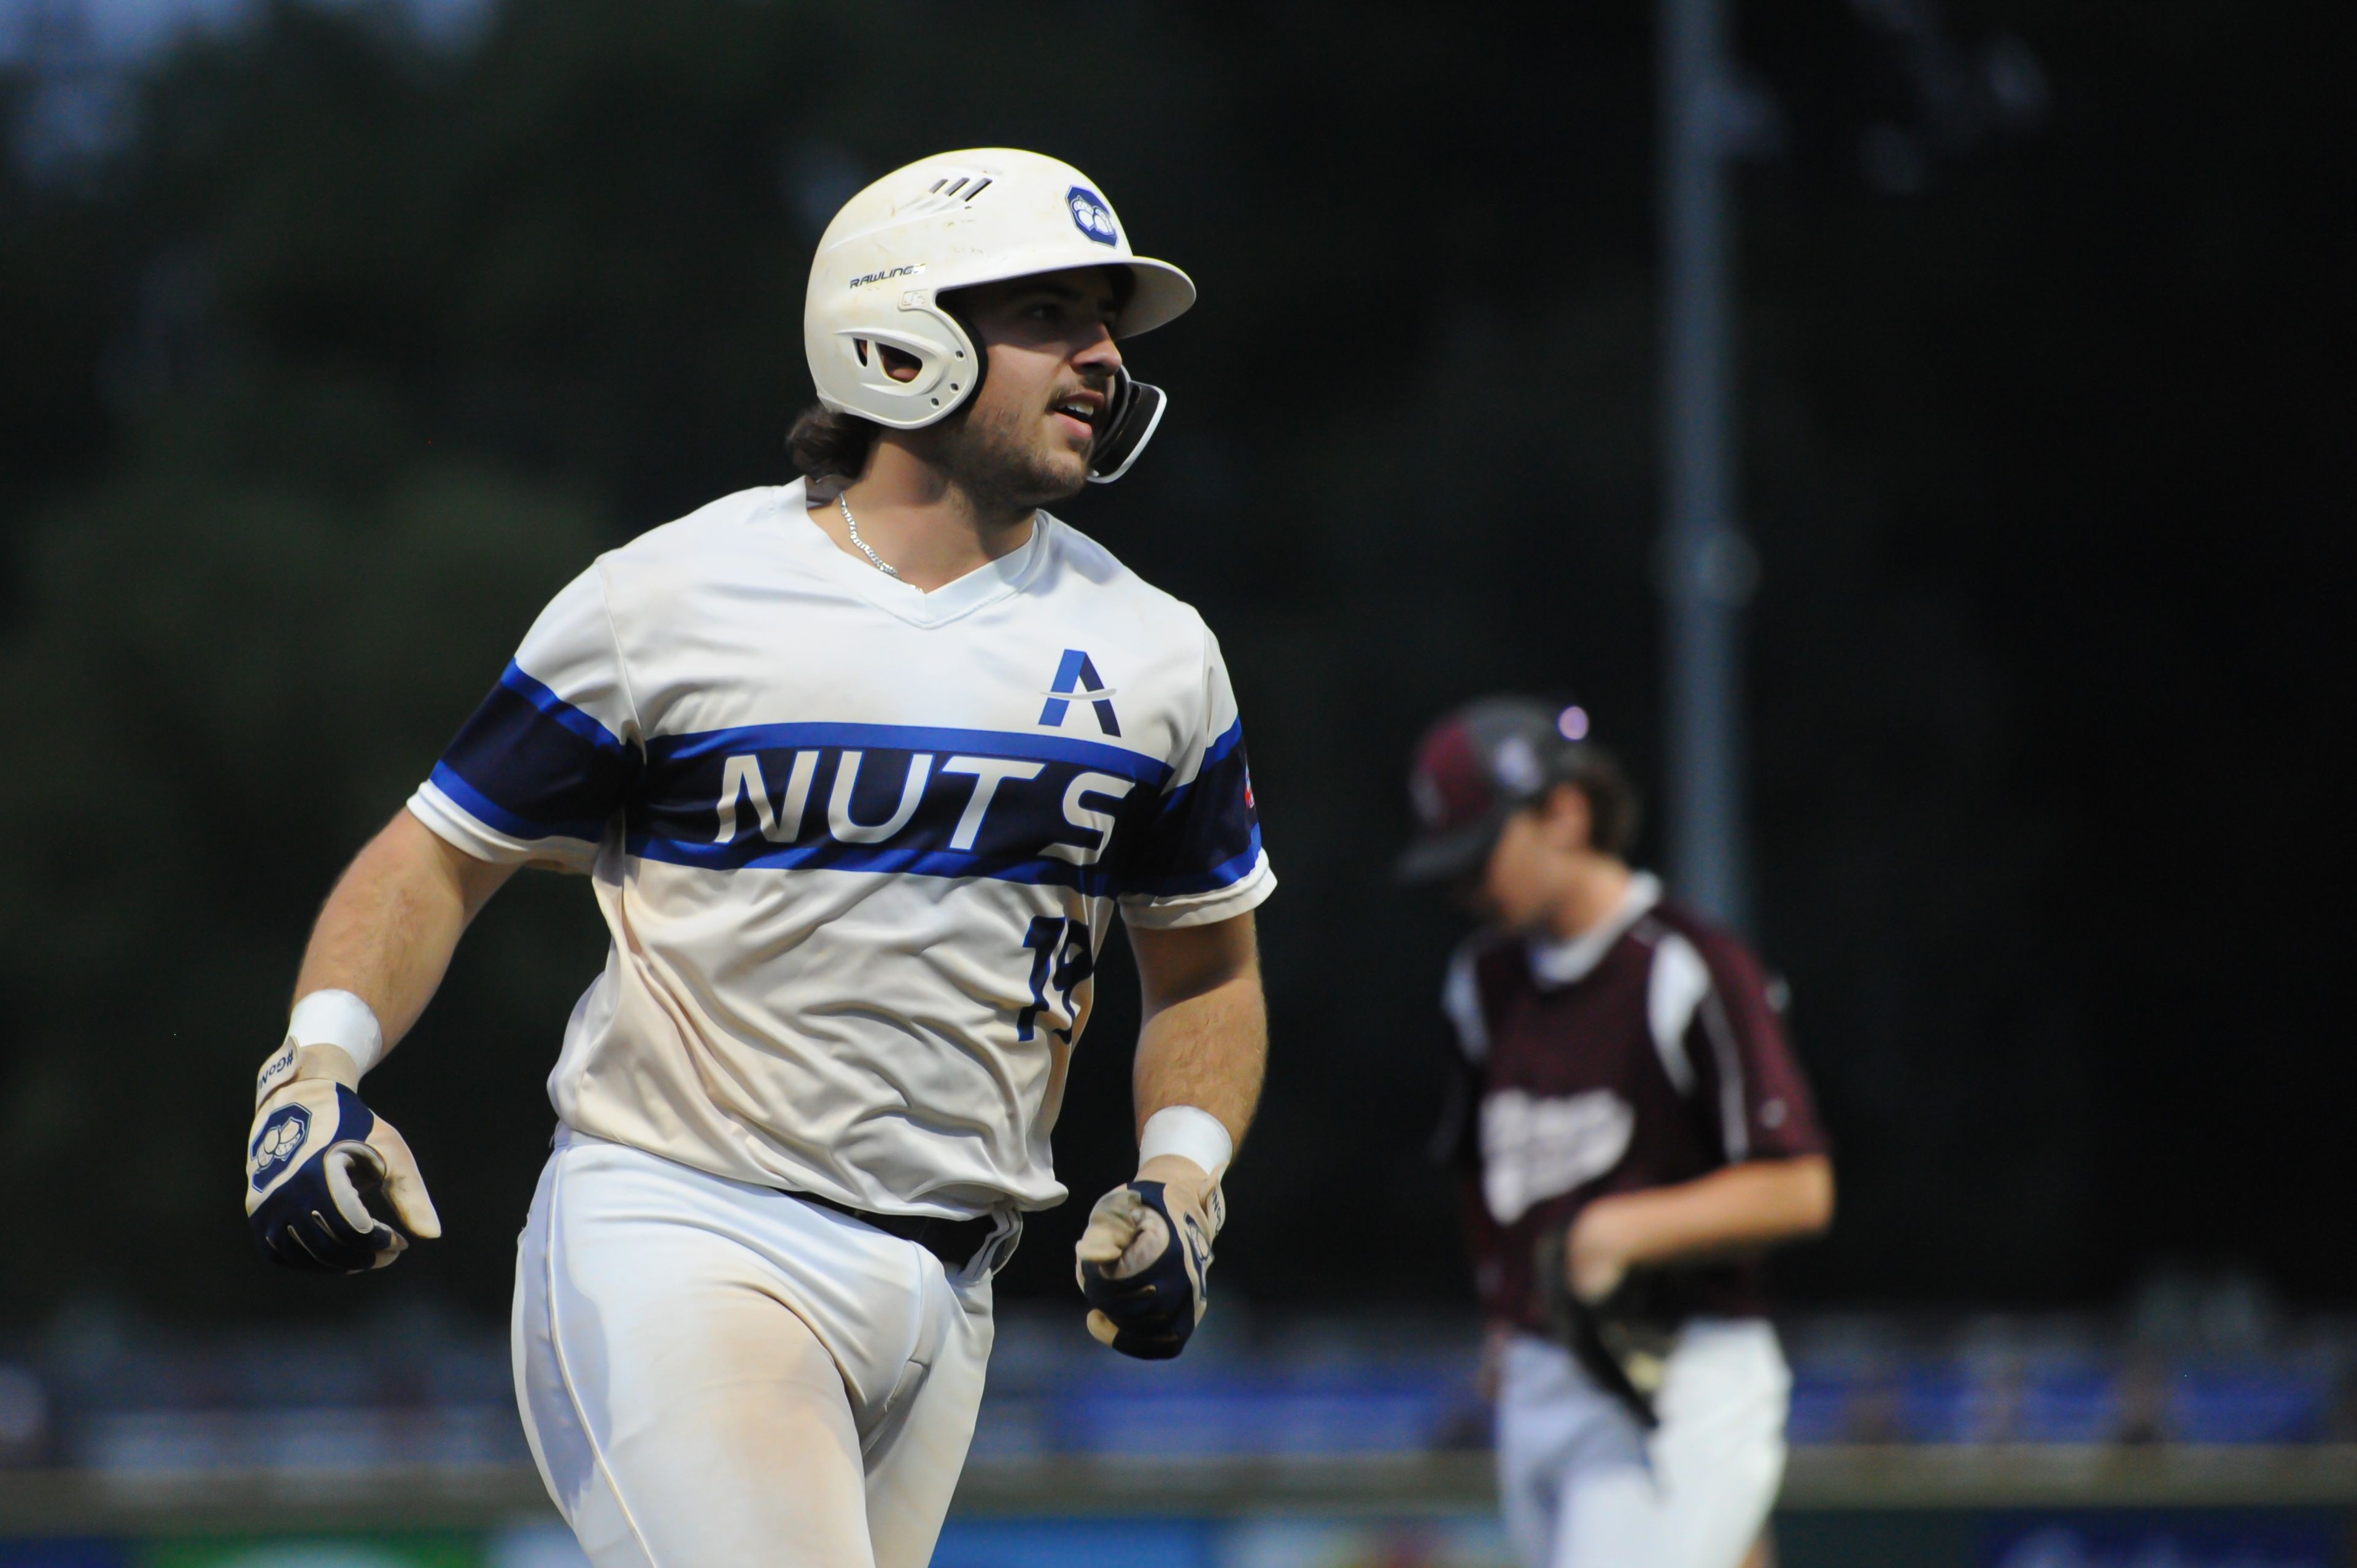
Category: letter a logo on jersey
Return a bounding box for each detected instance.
[1039,649,1120,736]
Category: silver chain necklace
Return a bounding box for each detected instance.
[837,493,902,580]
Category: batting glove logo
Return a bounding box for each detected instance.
[247,1105,312,1189]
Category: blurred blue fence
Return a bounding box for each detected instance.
[4,1304,2354,1478]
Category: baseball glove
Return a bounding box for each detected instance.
[1533,1232,1682,1429]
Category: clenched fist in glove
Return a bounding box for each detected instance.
[1075,1152,1226,1360]
[244,1000,439,1273]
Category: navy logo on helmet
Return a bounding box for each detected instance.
[249,1103,312,1190]
[1067,186,1118,247]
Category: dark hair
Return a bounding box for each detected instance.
[786,404,879,482]
[1558,746,1641,858]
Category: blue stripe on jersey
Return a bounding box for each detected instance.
[1202,715,1245,770]
[429,762,606,846]
[627,830,1125,897]
[625,720,1260,898]
[1125,824,1266,898]
[432,692,1259,898]
[500,662,627,753]
[1141,716,1244,825]
[646,721,1169,787]
[1121,717,1262,898]
[433,663,637,843]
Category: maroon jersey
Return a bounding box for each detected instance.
[1437,873,1827,1331]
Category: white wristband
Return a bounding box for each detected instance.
[1139,1105,1234,1180]
[288,989,387,1078]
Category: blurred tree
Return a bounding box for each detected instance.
[0,425,609,1319]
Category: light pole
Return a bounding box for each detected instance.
[1658,0,1759,930]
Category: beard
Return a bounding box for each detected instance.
[928,393,1091,515]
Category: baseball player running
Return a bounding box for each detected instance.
[239,150,1273,1568]
[1398,697,1831,1568]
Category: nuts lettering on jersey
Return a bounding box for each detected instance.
[1045,772,1135,865]
[705,743,1142,871]
[714,752,818,843]
[940,757,1047,849]
[828,751,934,843]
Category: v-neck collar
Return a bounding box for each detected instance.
[1525,871,1664,988]
[770,479,1050,628]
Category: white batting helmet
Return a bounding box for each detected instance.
[804,149,1195,482]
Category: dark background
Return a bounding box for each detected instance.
[0,0,2347,1332]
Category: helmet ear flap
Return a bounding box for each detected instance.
[1087,367,1167,484]
[821,306,980,425]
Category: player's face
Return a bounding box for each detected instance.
[1465,807,1559,930]
[1463,787,1592,930]
[935,269,1124,510]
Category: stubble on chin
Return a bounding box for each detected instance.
[939,404,1089,514]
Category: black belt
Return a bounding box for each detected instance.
[791,1190,1016,1273]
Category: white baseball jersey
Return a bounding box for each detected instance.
[406,479,1274,1218]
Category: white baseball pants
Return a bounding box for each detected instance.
[1495,1321,1789,1568]
[511,1130,1002,1568]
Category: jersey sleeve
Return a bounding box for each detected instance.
[405,563,641,873]
[1681,930,1829,1165]
[1428,938,1494,1169]
[1116,625,1277,929]
[1440,940,1492,1062]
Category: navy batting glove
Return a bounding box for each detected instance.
[1074,1157,1224,1360]
[246,1072,439,1273]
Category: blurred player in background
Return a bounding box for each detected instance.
[1399,697,1832,1568]
[239,149,1273,1568]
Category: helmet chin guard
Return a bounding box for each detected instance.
[1088,369,1167,484]
[805,149,1193,478]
